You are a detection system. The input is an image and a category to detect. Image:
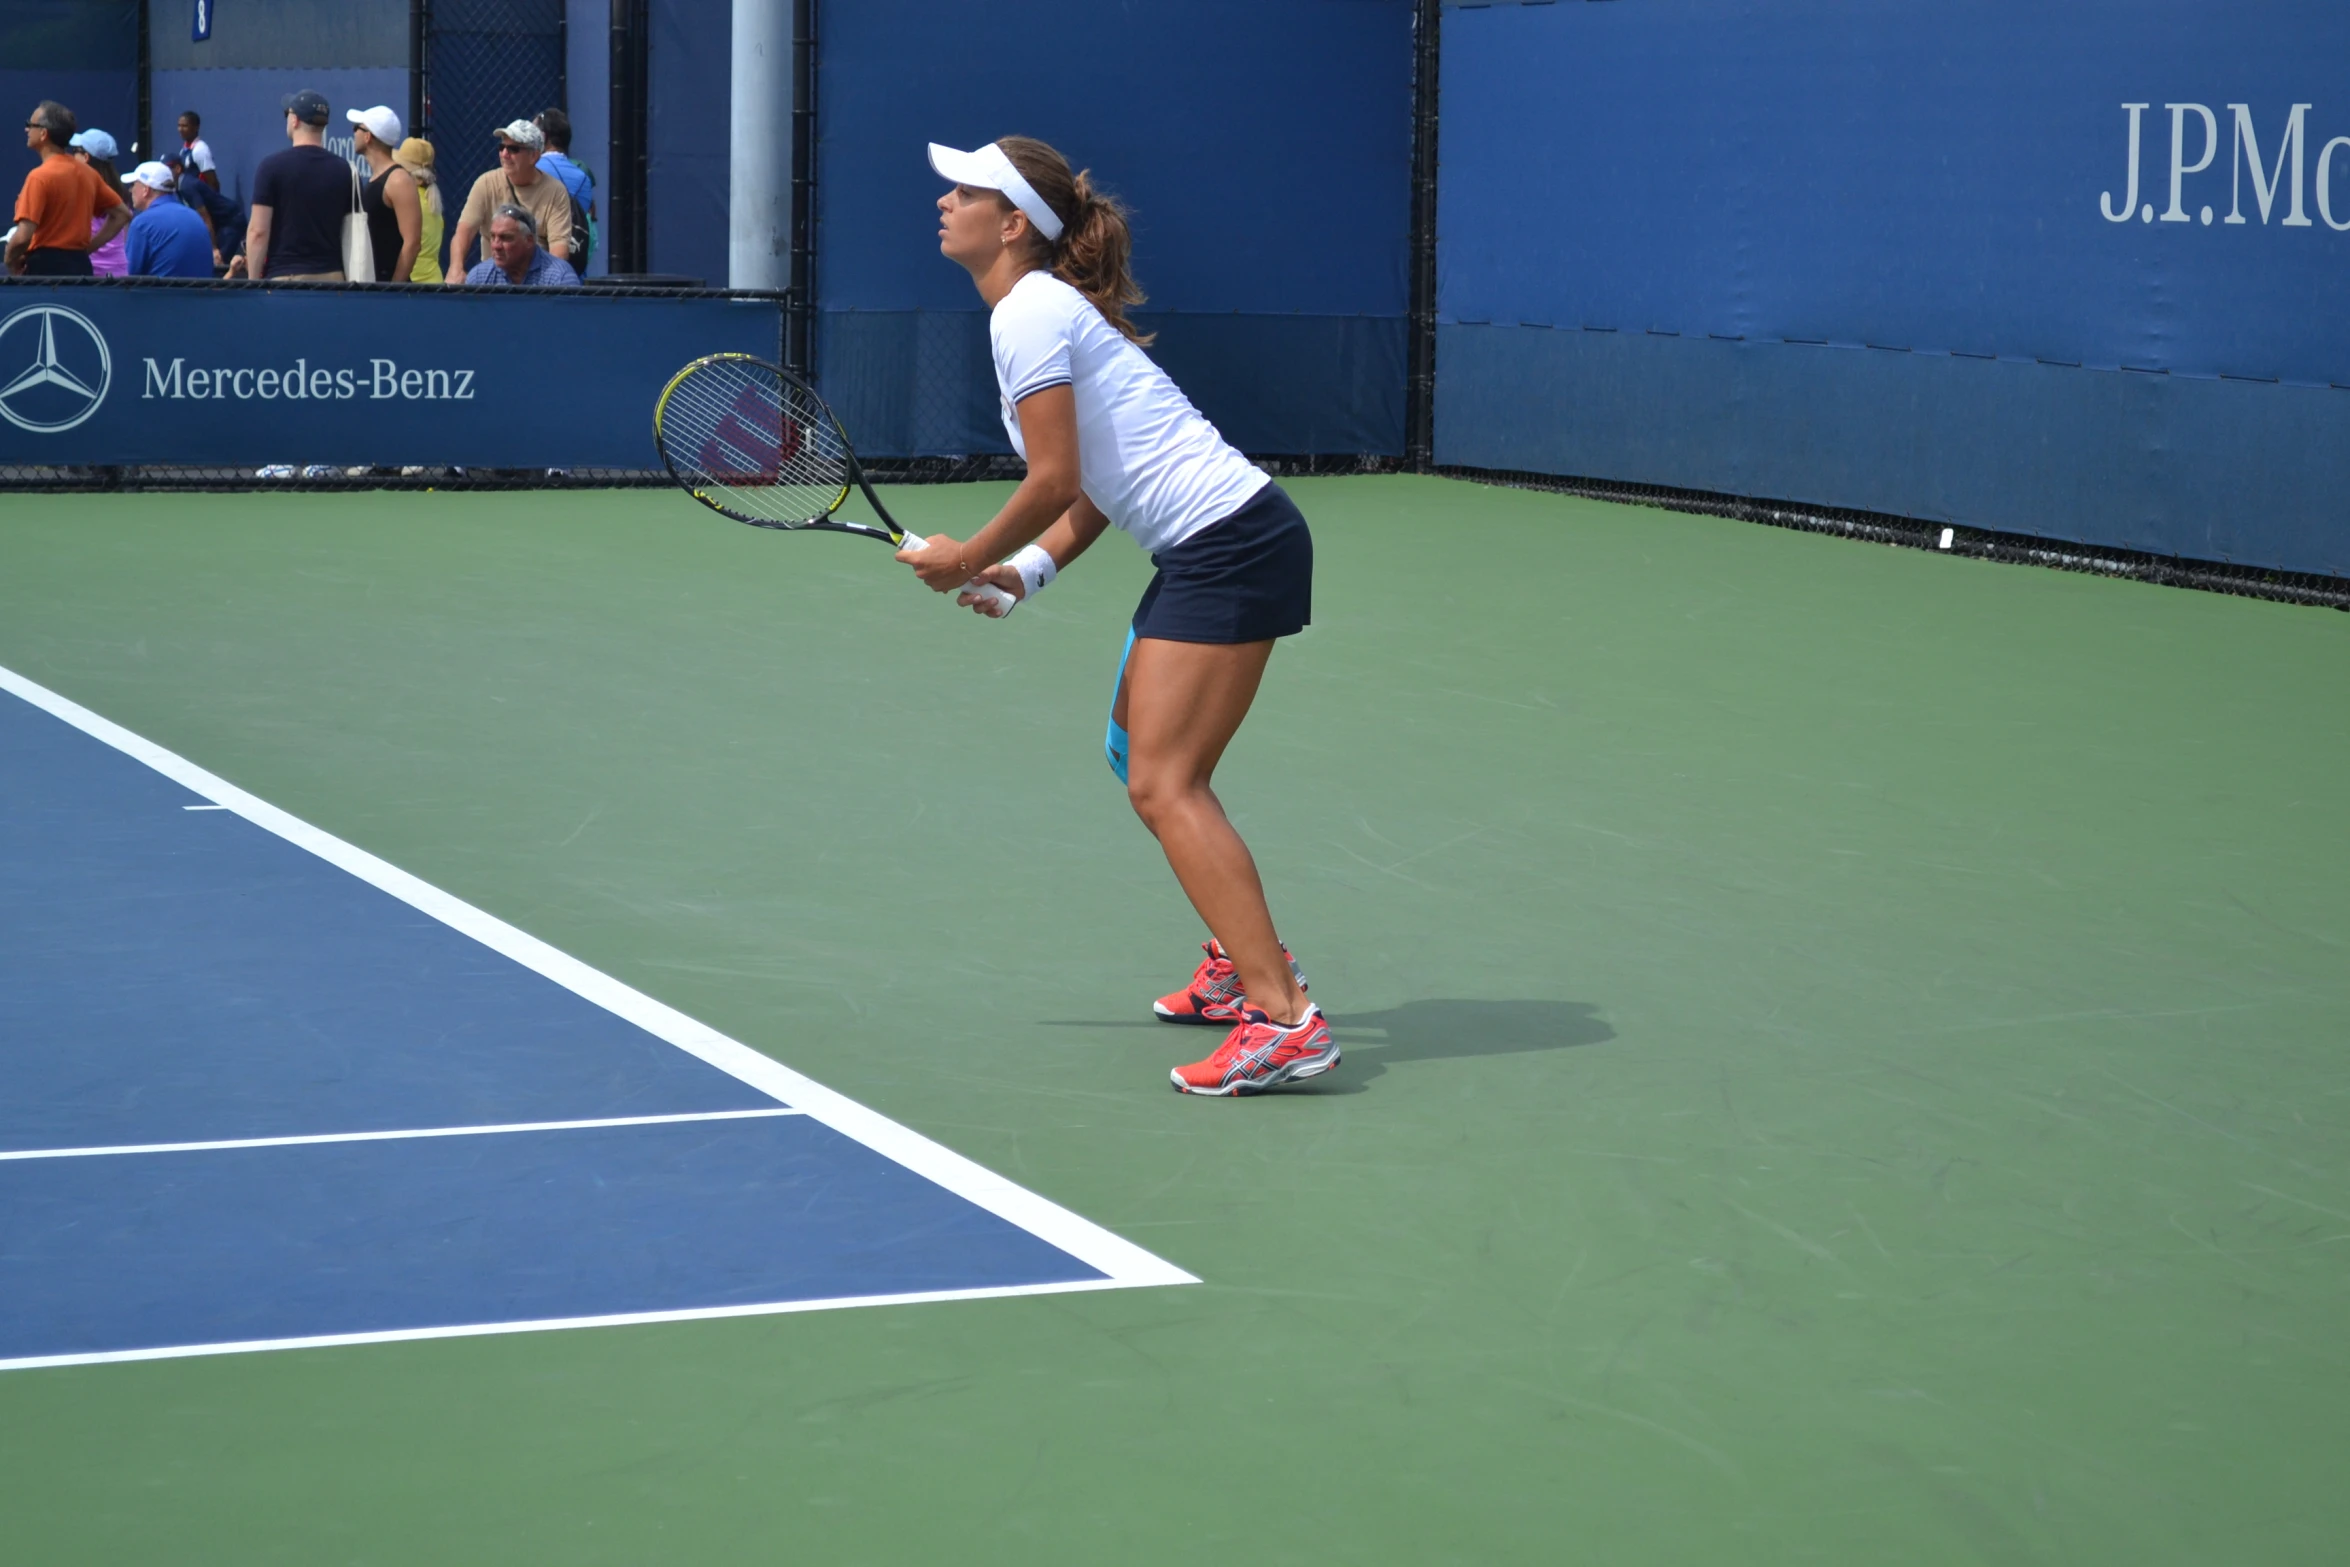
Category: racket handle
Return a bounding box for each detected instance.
[900,533,1019,615]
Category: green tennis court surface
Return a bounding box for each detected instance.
[3,476,2344,1563]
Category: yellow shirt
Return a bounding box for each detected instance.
[410,196,445,283]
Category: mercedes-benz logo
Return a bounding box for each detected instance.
[0,303,112,434]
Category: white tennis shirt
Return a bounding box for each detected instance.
[991,271,1267,555]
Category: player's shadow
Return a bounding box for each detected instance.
[1304,999,1615,1093]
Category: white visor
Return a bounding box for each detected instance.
[928,141,1064,244]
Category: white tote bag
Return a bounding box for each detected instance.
[342,161,377,283]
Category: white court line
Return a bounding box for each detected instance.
[0,1279,1133,1375]
[0,663,1197,1371]
[0,1107,804,1163]
[182,803,228,811]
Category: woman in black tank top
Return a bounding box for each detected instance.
[350,110,422,280]
[362,167,402,280]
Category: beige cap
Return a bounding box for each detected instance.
[392,137,435,174]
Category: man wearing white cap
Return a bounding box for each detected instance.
[347,105,422,281]
[446,118,572,284]
[119,161,214,277]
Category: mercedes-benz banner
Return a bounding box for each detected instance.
[0,283,781,469]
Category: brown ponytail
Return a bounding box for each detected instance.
[994,135,1153,346]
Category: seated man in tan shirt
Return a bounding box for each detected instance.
[445,119,573,284]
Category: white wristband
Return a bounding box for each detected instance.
[1009,543,1058,601]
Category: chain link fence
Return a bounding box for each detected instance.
[425,0,566,275]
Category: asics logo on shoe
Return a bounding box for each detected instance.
[1152,940,1308,1026]
[1170,1006,1339,1097]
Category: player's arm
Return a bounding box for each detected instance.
[953,495,1106,616]
[1034,494,1111,570]
[900,383,1080,591]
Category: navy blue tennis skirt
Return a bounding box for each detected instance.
[1130,481,1314,645]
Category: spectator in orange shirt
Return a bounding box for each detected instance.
[5,102,126,277]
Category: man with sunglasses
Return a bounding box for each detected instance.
[7,101,127,277]
[445,120,574,286]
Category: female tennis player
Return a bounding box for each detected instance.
[899,136,1332,1096]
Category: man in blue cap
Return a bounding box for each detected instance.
[168,152,242,269]
[120,161,215,277]
[239,88,350,280]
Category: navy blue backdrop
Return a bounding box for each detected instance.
[647,0,732,286]
[814,0,1414,457]
[0,283,778,468]
[2,1,138,185]
[1435,0,2350,577]
[146,0,408,214]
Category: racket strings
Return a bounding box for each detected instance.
[657,359,851,528]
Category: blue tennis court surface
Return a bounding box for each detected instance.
[0,669,1190,1373]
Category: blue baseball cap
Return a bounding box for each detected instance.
[282,89,330,126]
[69,128,118,160]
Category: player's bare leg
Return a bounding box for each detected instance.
[1117,635,1311,1026]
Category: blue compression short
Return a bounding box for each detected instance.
[1106,625,1134,784]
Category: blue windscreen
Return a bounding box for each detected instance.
[144,0,408,211]
[1435,0,2350,577]
[647,0,731,286]
[148,68,410,210]
[1,70,138,177]
[2,0,138,181]
[815,0,1414,456]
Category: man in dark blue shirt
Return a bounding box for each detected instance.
[243,89,352,280]
[120,162,216,277]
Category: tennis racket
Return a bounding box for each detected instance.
[651,353,1016,613]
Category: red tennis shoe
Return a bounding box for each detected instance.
[1170,1005,1339,1096]
[1152,940,1307,1025]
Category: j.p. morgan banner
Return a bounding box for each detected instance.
[0,282,780,467]
[1437,4,2350,392]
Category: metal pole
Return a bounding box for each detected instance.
[609,0,647,272]
[135,0,152,160]
[786,0,815,372]
[1404,0,1442,472]
[728,0,790,290]
[410,0,430,146]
